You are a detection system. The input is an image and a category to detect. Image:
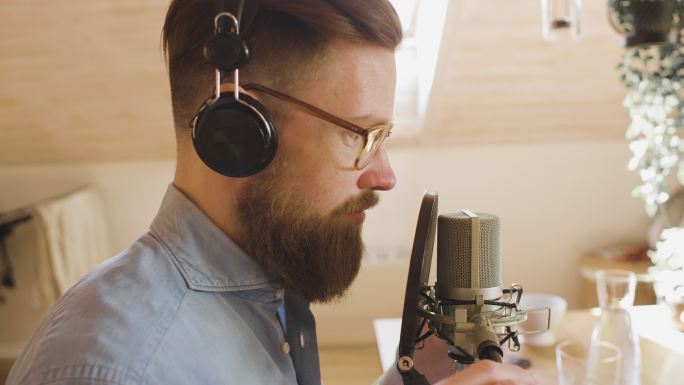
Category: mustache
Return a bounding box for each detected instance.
[330,190,380,217]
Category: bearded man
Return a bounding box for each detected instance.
[7,1,536,384]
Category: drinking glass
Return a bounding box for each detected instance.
[556,340,621,385]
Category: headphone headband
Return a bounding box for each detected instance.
[217,0,260,35]
[214,12,239,34]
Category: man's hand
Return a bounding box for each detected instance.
[434,360,536,385]
[382,359,537,385]
[381,334,537,385]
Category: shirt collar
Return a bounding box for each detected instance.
[150,183,278,293]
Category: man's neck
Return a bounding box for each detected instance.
[173,152,247,249]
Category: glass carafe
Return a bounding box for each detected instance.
[591,269,641,385]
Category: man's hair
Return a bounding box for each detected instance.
[162,0,403,145]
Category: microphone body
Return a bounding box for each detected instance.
[436,211,501,302]
[435,211,506,363]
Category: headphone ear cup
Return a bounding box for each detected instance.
[192,93,277,178]
[203,33,250,72]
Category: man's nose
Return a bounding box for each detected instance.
[357,148,396,191]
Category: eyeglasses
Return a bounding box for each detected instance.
[243,83,393,170]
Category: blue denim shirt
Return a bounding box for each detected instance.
[7,185,321,385]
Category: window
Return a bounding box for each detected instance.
[389,0,448,138]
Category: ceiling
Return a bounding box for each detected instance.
[0,0,630,165]
[420,0,629,145]
[0,0,174,165]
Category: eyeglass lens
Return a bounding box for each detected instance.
[356,125,390,169]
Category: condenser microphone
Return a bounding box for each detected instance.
[396,192,543,385]
[436,211,504,363]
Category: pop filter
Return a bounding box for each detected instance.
[397,192,438,374]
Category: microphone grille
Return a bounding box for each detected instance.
[437,212,501,289]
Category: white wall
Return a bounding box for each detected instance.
[0,139,650,345]
[0,160,175,255]
[365,139,650,299]
[316,139,650,343]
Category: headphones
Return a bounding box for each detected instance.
[191,0,277,178]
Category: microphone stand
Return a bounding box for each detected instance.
[397,286,527,385]
[397,356,431,385]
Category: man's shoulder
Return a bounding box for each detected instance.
[7,232,190,385]
[73,231,188,308]
[8,231,294,385]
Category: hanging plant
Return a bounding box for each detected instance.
[611,0,684,217]
[612,2,684,329]
[618,43,684,216]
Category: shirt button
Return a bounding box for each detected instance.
[281,342,290,354]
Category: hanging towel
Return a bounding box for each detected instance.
[31,187,111,303]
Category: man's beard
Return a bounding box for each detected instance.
[236,159,379,303]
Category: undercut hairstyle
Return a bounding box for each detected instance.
[161,0,403,146]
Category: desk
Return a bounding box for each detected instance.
[374,305,684,385]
